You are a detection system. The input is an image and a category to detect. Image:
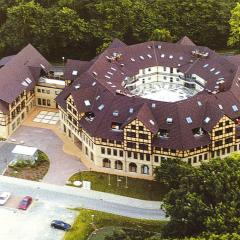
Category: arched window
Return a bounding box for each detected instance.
[141,165,149,175]
[103,158,111,168]
[129,162,137,173]
[115,160,123,170]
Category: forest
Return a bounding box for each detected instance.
[0,0,240,61]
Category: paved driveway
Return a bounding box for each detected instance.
[0,200,76,240]
[9,126,87,185]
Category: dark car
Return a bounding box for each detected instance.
[51,220,71,231]
[18,196,32,210]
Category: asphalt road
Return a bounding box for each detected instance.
[0,176,167,220]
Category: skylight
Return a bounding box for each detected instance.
[84,100,91,106]
[147,54,152,58]
[169,55,173,59]
[92,81,96,86]
[186,117,193,124]
[161,54,165,58]
[21,81,28,87]
[96,95,100,100]
[210,68,215,72]
[232,105,238,112]
[157,45,161,49]
[72,70,78,76]
[140,56,144,60]
[218,104,223,110]
[105,75,111,79]
[179,56,183,60]
[166,118,173,124]
[74,84,80,90]
[197,101,202,106]
[92,71,98,76]
[151,103,156,108]
[98,104,104,111]
[25,78,32,84]
[215,71,220,75]
[107,71,113,75]
[113,110,119,117]
[129,108,134,113]
[111,67,117,71]
[203,64,209,68]
[149,120,155,125]
[40,64,45,69]
[130,58,135,62]
[204,117,211,123]
[147,45,152,49]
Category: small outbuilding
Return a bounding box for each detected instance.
[11,145,38,163]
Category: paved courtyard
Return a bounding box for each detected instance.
[9,125,87,185]
[33,110,59,125]
[0,200,76,240]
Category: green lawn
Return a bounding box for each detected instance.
[64,209,167,240]
[68,171,167,201]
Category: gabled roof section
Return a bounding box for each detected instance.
[108,38,127,49]
[123,103,158,134]
[0,44,51,104]
[177,36,196,46]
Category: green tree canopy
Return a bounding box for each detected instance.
[155,154,240,238]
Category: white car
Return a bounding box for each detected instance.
[0,192,11,205]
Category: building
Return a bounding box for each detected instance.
[56,37,240,179]
[0,44,64,138]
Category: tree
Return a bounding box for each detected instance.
[157,154,240,238]
[154,158,194,189]
[228,2,240,49]
[149,29,173,42]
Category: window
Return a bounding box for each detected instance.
[139,133,148,139]
[146,154,150,161]
[127,151,132,158]
[133,152,138,159]
[113,149,117,156]
[225,127,233,134]
[90,152,94,161]
[127,142,136,148]
[154,156,159,163]
[47,99,51,106]
[37,98,41,105]
[119,150,123,157]
[103,158,111,168]
[140,153,144,160]
[115,160,123,170]
[139,144,148,151]
[42,99,46,106]
[232,105,238,112]
[204,117,211,123]
[131,125,136,130]
[107,148,111,155]
[215,140,223,147]
[199,155,202,161]
[129,162,137,172]
[204,153,208,160]
[215,130,223,136]
[141,165,149,175]
[127,132,136,138]
[188,158,191,164]
[46,90,50,94]
[139,126,144,131]
[225,137,233,144]
[37,89,41,93]
[101,147,105,154]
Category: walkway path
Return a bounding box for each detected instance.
[0,176,166,220]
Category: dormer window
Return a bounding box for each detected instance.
[98,104,104,111]
[111,122,122,131]
[85,112,95,121]
[157,129,169,139]
[192,127,205,137]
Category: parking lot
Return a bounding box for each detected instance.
[0,196,76,240]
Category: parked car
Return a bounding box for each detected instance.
[51,220,71,231]
[18,196,32,210]
[0,192,11,205]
